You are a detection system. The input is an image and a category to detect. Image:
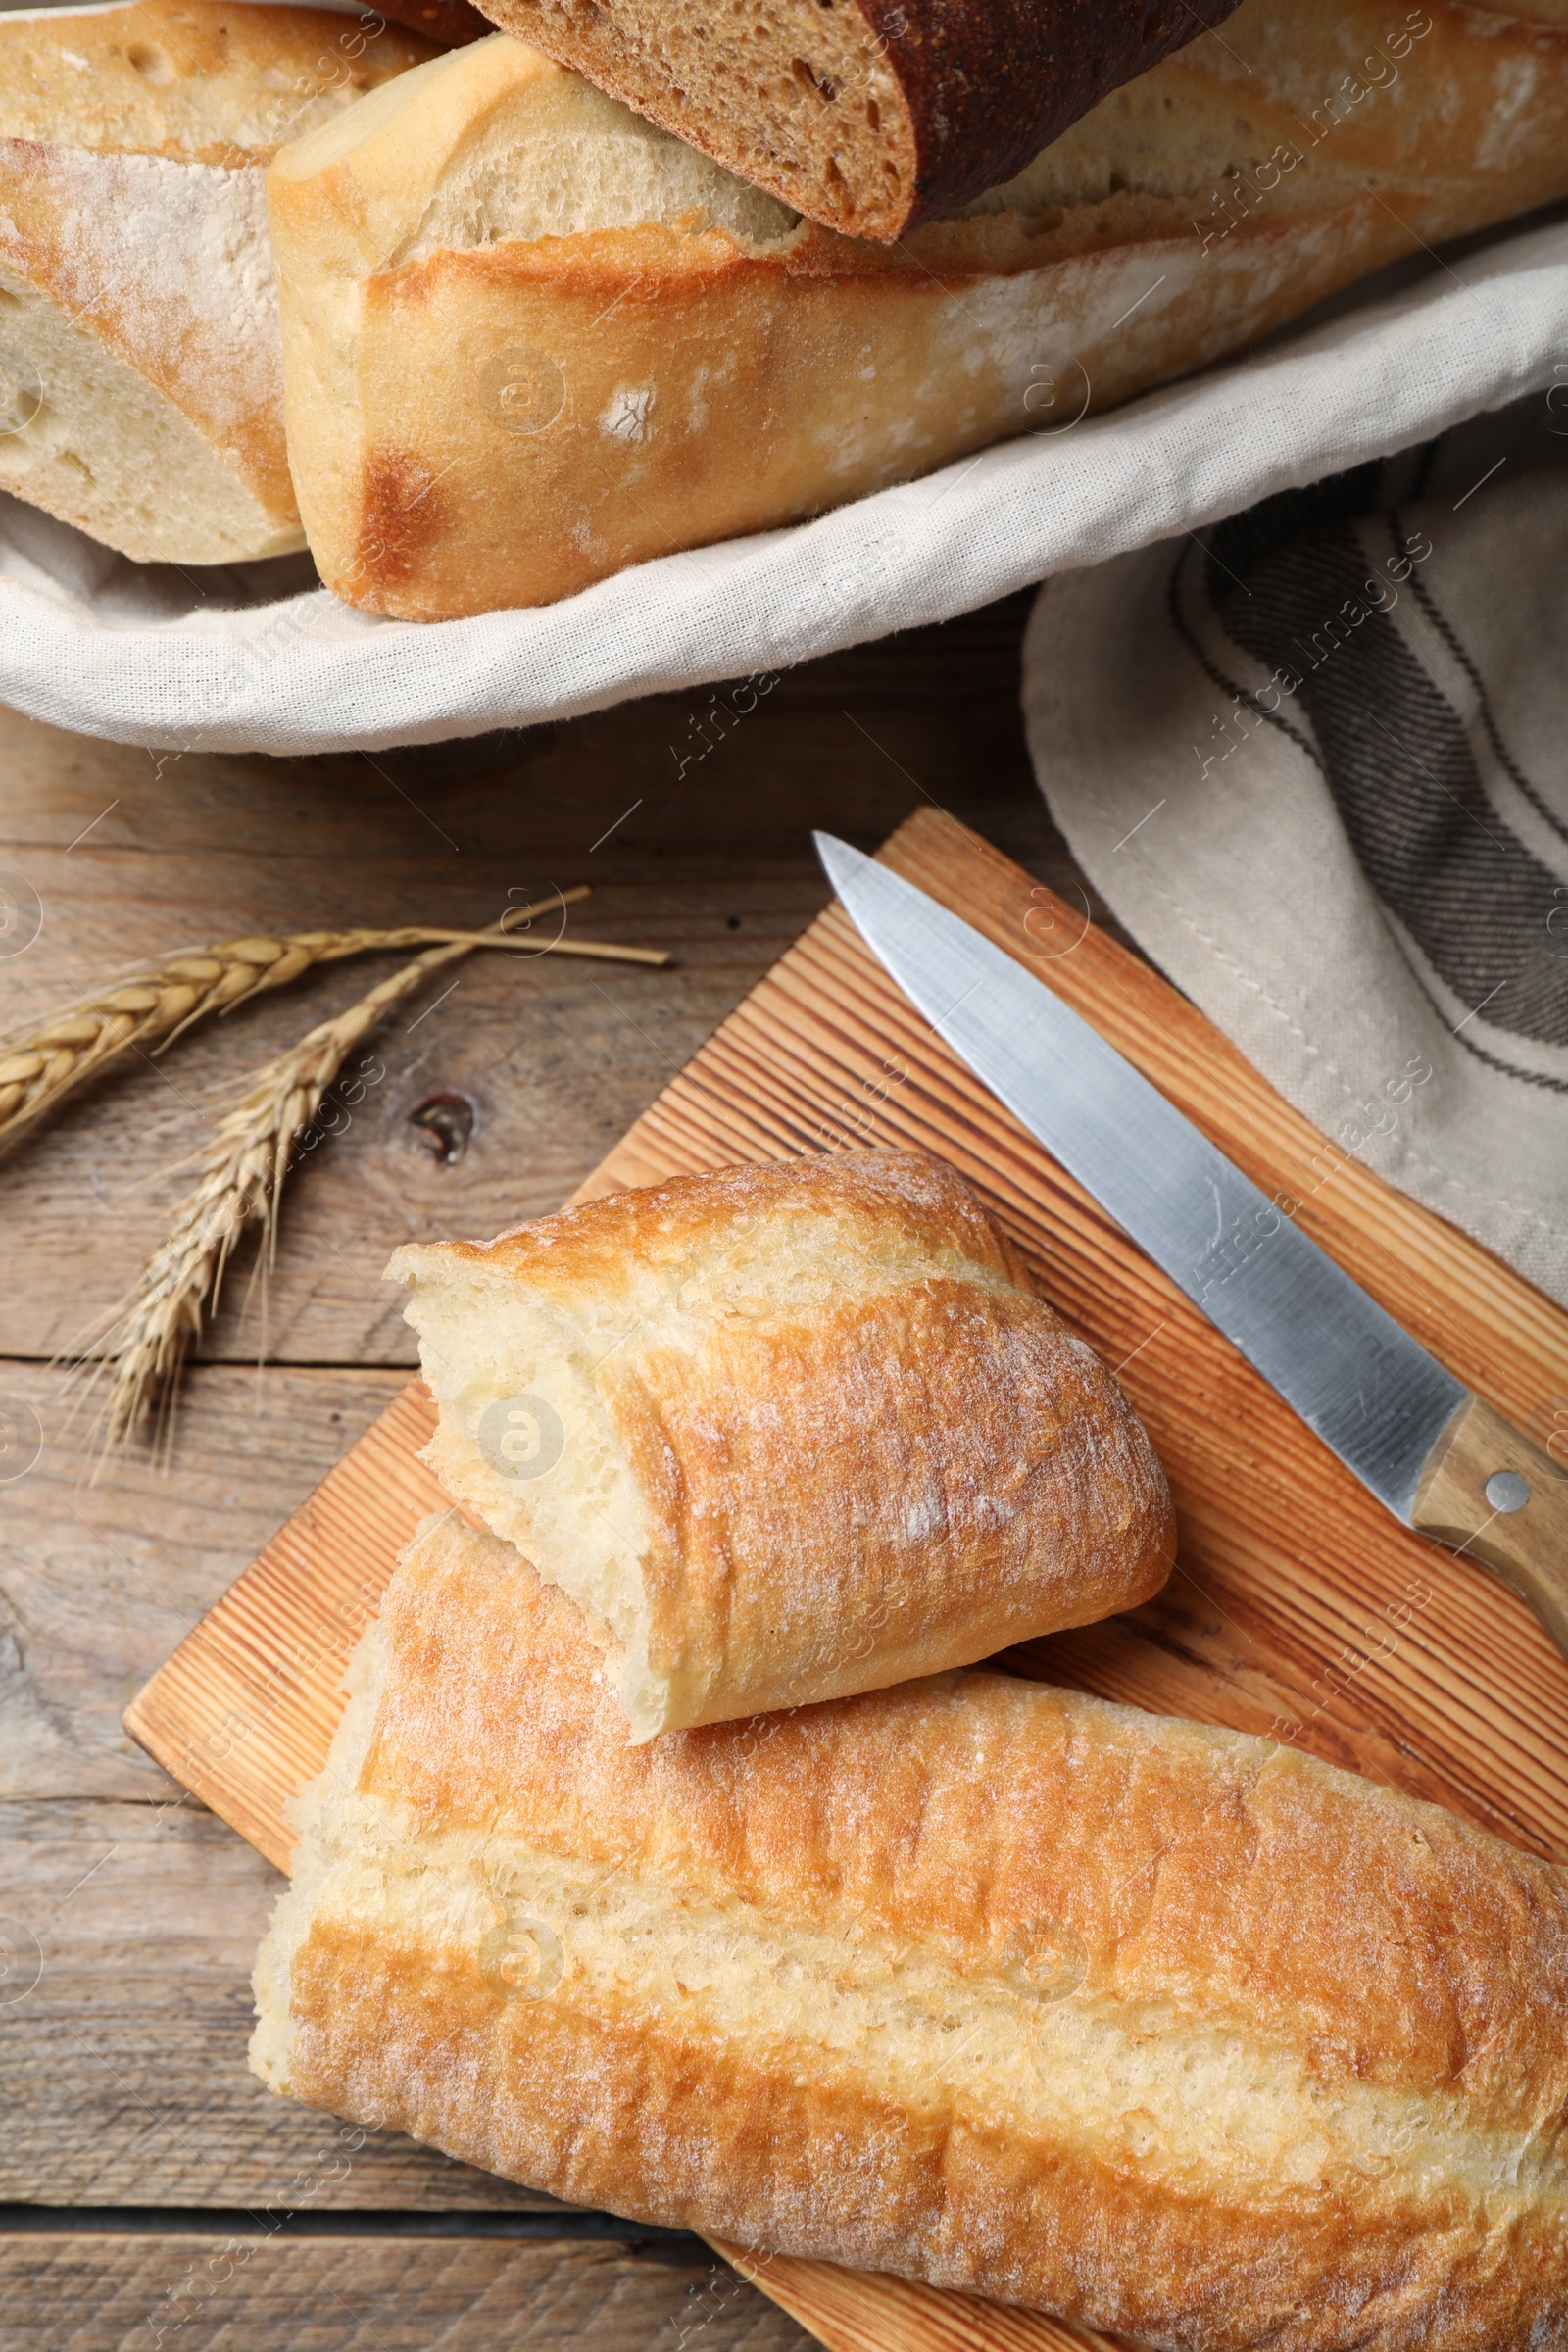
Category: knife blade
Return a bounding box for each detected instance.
[815,832,1568,1657]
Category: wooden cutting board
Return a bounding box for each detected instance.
[124,805,1568,2352]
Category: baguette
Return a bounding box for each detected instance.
[265,0,1568,621]
[386,1152,1173,1740]
[0,0,437,564]
[252,1510,1568,2350]
[468,0,1246,241]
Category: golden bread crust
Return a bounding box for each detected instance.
[388,1152,1175,1733]
[254,1516,1568,2348]
[431,1148,1023,1291]
[609,1275,1170,1709]
[265,0,1568,619]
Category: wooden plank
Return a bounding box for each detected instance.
[0,1798,562,2208]
[0,1363,406,1803]
[0,2231,812,2351]
[0,1364,554,2211]
[0,878,816,1370]
[121,804,1568,2350]
[0,593,1079,1368]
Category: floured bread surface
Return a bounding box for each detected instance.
[0,243,298,564]
[0,0,437,563]
[266,1,1568,618]
[386,1151,1175,1741]
[252,1512,1568,2348]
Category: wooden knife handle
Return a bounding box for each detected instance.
[1411,1396,1568,1658]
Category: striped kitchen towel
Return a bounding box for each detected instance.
[1022,390,1568,1307]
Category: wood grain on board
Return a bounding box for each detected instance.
[123,1380,443,1872]
[713,2247,1117,2352]
[124,805,1568,2352]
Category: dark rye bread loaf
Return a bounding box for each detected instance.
[469,0,1247,239]
[378,0,492,44]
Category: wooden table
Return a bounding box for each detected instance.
[0,593,1106,2348]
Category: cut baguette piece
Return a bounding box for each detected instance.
[0,0,438,564]
[384,1152,1175,1741]
[266,0,1568,620]
[252,1509,1568,2347]
[469,0,1247,241]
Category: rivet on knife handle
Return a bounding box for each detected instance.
[1412,1398,1568,1656]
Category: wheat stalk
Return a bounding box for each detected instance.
[84,944,465,1462]
[0,889,664,1152]
[74,910,667,1459]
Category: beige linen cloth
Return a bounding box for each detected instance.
[3,209,1565,755]
[1022,394,1568,1307]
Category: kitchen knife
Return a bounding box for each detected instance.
[815,832,1568,1658]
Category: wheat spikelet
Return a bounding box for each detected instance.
[0,888,666,1152]
[76,907,668,1458]
[87,941,469,1461]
